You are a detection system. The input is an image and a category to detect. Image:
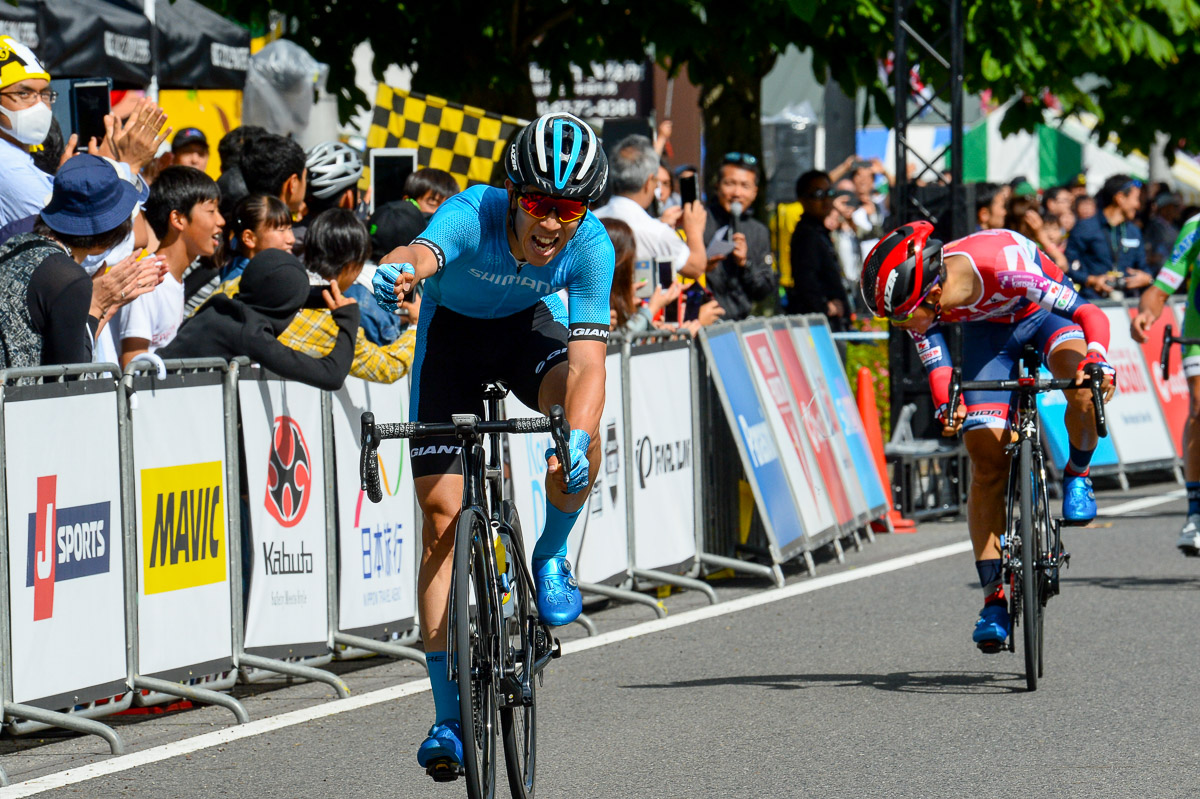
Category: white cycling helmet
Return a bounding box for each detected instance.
[306,141,363,200]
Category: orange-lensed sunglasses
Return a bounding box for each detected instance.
[515,190,587,223]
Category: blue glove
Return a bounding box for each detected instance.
[372,262,414,312]
[546,429,590,494]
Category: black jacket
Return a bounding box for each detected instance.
[703,201,776,321]
[787,217,851,318]
[159,249,359,390]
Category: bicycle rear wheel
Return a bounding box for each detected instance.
[499,501,537,799]
[454,509,501,799]
[1019,438,1039,692]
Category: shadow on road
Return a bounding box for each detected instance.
[623,670,1024,695]
[1060,575,1200,591]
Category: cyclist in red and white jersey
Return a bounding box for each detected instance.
[861,222,1115,650]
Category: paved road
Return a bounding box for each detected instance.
[6,482,1200,797]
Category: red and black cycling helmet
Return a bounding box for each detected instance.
[860,220,944,319]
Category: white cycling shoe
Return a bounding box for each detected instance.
[1177,515,1200,556]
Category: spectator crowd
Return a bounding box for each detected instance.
[0,33,1191,388]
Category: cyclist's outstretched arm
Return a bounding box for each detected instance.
[561,339,606,437]
[908,324,953,418]
[1133,217,1199,341]
[379,243,441,292]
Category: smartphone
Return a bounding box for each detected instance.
[369,148,418,213]
[657,259,673,290]
[680,174,698,206]
[71,79,112,149]
[634,259,654,299]
[683,284,713,322]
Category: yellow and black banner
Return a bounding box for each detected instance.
[366,85,527,191]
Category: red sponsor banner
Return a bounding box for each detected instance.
[771,328,855,526]
[32,475,56,621]
[1129,306,1187,457]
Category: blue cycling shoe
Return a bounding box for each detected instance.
[1061,473,1096,525]
[417,720,463,780]
[972,603,1010,652]
[533,557,582,627]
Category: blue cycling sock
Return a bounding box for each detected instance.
[531,502,583,564]
[425,651,460,724]
[975,559,1005,606]
[1188,482,1200,516]
[1065,443,1094,477]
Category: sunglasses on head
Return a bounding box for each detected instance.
[723,152,758,167]
[515,190,587,223]
[1121,178,1144,193]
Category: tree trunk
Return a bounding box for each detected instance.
[698,62,772,219]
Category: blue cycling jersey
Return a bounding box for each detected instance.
[412,185,614,338]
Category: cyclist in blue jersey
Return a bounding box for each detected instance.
[372,113,613,776]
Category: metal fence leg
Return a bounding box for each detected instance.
[573,612,598,637]
[238,654,350,699]
[631,568,718,605]
[802,551,817,577]
[579,581,665,619]
[0,761,8,786]
[863,521,879,543]
[334,633,427,666]
[698,553,783,587]
[831,539,846,564]
[4,703,124,754]
[132,676,249,724]
[848,529,864,552]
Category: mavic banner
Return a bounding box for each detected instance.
[507,348,630,584]
[131,375,233,678]
[768,320,864,525]
[239,378,329,652]
[5,388,126,704]
[702,326,806,556]
[332,377,417,635]
[741,325,838,540]
[1101,306,1176,466]
[627,341,698,573]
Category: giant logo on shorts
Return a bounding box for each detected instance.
[141,462,226,594]
[265,416,311,527]
[25,475,111,621]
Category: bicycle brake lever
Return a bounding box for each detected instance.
[360,412,384,503]
[549,405,572,477]
[1083,364,1109,439]
[1161,323,1174,381]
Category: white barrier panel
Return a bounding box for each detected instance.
[506,351,631,584]
[239,378,330,652]
[1100,306,1176,467]
[331,377,417,634]
[741,324,838,540]
[627,340,697,573]
[130,375,233,678]
[5,387,126,704]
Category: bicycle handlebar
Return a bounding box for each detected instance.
[1160,323,1200,381]
[946,364,1108,439]
[359,405,572,504]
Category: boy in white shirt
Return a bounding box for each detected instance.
[119,166,223,366]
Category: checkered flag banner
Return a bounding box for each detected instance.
[366,85,527,190]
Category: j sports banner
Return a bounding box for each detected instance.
[240,378,330,652]
[131,376,233,678]
[366,85,526,191]
[332,378,417,635]
[702,326,806,557]
[5,389,126,704]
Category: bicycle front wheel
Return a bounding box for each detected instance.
[499,501,537,799]
[454,509,501,799]
[1019,437,1039,692]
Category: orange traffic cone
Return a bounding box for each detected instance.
[856,367,917,533]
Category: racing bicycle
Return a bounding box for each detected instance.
[947,346,1107,691]
[360,383,571,799]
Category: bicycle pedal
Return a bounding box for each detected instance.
[976,640,1004,655]
[550,636,562,659]
[425,758,462,782]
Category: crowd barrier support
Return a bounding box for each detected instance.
[119,359,248,724]
[0,364,129,752]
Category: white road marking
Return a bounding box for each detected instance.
[8,501,1185,797]
[1096,489,1185,517]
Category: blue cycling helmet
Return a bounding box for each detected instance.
[506,112,608,203]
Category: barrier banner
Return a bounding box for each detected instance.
[627,340,698,573]
[239,377,330,653]
[1130,305,1187,457]
[5,387,126,705]
[331,377,417,636]
[741,324,838,540]
[130,374,233,678]
[507,349,629,584]
[792,319,889,516]
[702,326,806,558]
[1100,306,1176,466]
[768,320,866,525]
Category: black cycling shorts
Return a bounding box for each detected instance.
[409,300,570,478]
